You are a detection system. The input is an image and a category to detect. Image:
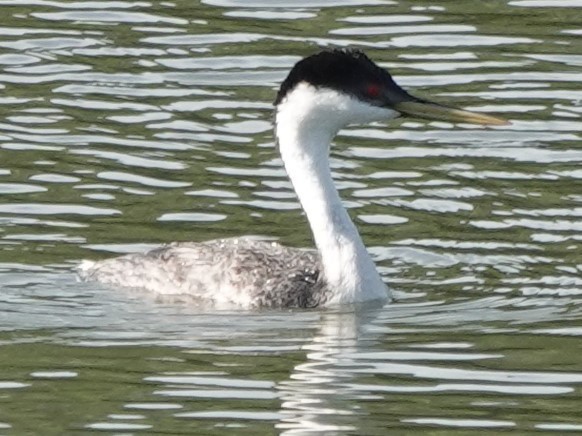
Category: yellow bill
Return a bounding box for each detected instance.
[394,100,509,126]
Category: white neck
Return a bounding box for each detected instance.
[275,83,390,304]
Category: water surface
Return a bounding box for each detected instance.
[1,0,582,434]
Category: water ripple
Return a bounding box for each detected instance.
[1,0,581,434]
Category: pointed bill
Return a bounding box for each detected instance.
[394,100,509,126]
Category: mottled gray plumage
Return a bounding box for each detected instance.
[79,238,330,309]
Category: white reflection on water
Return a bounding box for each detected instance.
[276,309,373,434]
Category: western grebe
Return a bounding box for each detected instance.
[79,49,507,309]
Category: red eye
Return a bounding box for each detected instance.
[366,84,381,98]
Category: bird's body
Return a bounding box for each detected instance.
[79,49,507,309]
[80,238,328,309]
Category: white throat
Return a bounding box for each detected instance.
[275,83,395,304]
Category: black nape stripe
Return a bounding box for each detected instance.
[274,49,410,107]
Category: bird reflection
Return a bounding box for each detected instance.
[276,305,382,434]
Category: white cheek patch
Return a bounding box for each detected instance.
[277,82,401,134]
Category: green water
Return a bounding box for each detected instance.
[1,0,582,434]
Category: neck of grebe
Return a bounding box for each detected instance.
[275,85,388,304]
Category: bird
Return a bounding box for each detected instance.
[78,49,508,310]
